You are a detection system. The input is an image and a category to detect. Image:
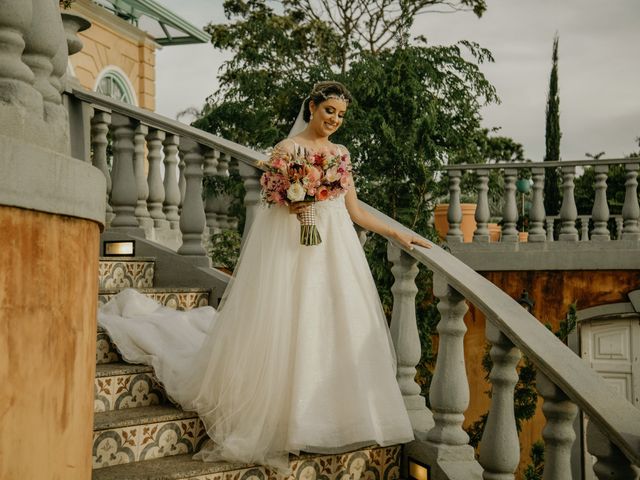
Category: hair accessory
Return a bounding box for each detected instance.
[314,89,350,103]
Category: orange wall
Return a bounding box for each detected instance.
[68,1,156,110]
[462,270,640,476]
[0,206,100,479]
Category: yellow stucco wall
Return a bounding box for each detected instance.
[67,0,157,111]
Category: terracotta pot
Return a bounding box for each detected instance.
[434,203,477,243]
[488,223,501,242]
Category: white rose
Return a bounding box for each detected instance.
[287,182,306,202]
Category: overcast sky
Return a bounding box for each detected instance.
[155,0,640,161]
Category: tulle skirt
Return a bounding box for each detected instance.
[99,195,414,471]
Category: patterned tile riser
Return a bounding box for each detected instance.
[96,330,121,365]
[93,418,208,469]
[182,446,400,480]
[94,372,168,413]
[99,260,155,290]
[99,291,210,311]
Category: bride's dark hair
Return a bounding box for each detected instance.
[303,81,352,122]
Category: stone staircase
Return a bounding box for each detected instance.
[92,257,402,480]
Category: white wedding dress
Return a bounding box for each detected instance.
[99,192,414,471]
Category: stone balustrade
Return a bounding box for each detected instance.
[442,160,640,244]
[64,87,640,480]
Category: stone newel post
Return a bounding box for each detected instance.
[0,3,104,479]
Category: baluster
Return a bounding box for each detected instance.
[146,129,167,228]
[177,138,207,259]
[0,1,41,113]
[226,157,240,231]
[546,217,555,242]
[478,322,521,480]
[204,150,222,234]
[536,373,578,480]
[559,165,578,241]
[427,274,471,449]
[178,150,186,213]
[47,15,68,129]
[446,169,463,243]
[621,162,640,240]
[162,134,181,229]
[473,169,490,242]
[388,244,434,436]
[239,161,263,243]
[529,167,546,242]
[591,165,610,241]
[615,217,624,240]
[217,153,232,230]
[22,0,59,116]
[133,123,151,228]
[110,115,139,228]
[579,217,590,242]
[586,422,637,480]
[90,111,113,225]
[501,168,519,242]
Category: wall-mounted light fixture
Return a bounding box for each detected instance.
[408,457,430,480]
[103,240,135,257]
[518,289,535,313]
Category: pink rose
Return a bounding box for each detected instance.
[316,186,329,201]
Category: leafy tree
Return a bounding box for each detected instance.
[543,34,562,216]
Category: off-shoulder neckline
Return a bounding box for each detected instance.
[282,139,346,155]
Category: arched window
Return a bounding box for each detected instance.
[95,68,136,105]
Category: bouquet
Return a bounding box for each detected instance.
[260,145,352,246]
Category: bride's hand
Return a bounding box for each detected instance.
[391,230,431,251]
[289,203,311,215]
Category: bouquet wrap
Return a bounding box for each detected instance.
[298,202,321,246]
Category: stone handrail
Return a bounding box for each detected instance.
[440,159,640,245]
[68,88,640,479]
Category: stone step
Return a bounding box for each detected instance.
[96,326,122,365]
[92,444,402,480]
[99,287,211,311]
[95,363,169,413]
[99,257,155,290]
[93,405,207,470]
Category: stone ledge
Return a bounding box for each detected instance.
[449,240,640,271]
[0,133,106,226]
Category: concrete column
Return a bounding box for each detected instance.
[0,0,40,114]
[388,244,434,437]
[587,423,637,480]
[204,149,221,234]
[162,134,181,229]
[239,161,263,244]
[446,169,463,243]
[478,322,521,480]
[473,169,490,242]
[529,167,546,242]
[591,164,610,241]
[178,149,186,212]
[146,128,167,228]
[90,111,112,225]
[427,274,470,447]
[109,114,138,228]
[501,168,519,242]
[621,163,640,240]
[537,373,578,480]
[217,152,233,230]
[177,138,208,260]
[133,123,151,227]
[545,216,555,242]
[559,165,579,241]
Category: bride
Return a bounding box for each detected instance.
[99,80,431,471]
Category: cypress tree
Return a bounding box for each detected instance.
[544,34,562,215]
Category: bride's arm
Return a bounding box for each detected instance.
[344,180,431,250]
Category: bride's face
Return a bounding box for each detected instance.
[309,98,348,137]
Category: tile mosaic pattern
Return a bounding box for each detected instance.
[99,289,210,311]
[184,445,401,480]
[93,416,207,469]
[94,365,167,413]
[96,327,121,365]
[99,258,155,290]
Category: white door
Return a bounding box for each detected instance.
[579,315,640,479]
